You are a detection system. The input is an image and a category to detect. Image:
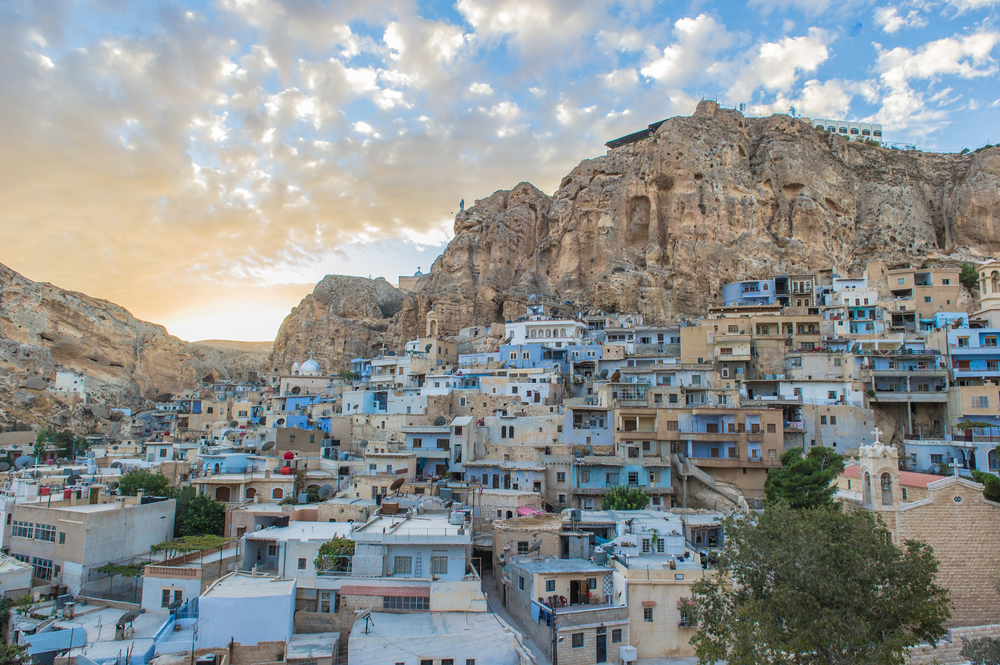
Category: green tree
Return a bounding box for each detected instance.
[690,504,950,665]
[117,469,172,497]
[0,643,31,664]
[961,263,980,290]
[314,537,355,571]
[972,470,1000,503]
[962,636,1000,665]
[601,485,650,510]
[176,494,225,537]
[764,446,845,509]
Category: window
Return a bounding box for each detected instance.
[558,494,566,503]
[268,544,278,556]
[393,556,413,575]
[580,470,591,483]
[828,391,837,400]
[942,278,951,285]
[32,557,53,581]
[557,471,566,482]
[382,596,429,610]
[830,416,837,425]
[572,633,584,648]
[162,589,172,607]
[974,396,990,408]
[644,607,654,622]
[454,426,463,435]
[931,454,944,464]
[546,580,556,592]
[207,406,214,414]
[160,448,167,458]
[902,488,908,501]
[720,348,733,355]
[669,394,678,404]
[958,337,970,348]
[412,437,422,448]
[612,628,622,643]
[642,440,651,451]
[728,325,739,333]
[298,558,307,570]
[12,521,32,539]
[238,410,248,417]
[430,555,449,576]
[821,416,827,425]
[518,541,529,554]
[898,278,905,285]
[58,532,66,545]
[642,538,651,553]
[518,576,524,590]
[924,296,932,303]
[628,471,639,486]
[986,337,998,347]
[767,423,776,433]
[34,523,56,542]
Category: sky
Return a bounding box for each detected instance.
[1,0,999,342]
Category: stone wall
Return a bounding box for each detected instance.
[907,623,1000,665]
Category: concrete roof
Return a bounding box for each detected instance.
[349,612,525,665]
[246,522,353,542]
[202,572,296,598]
[511,558,607,574]
[0,554,30,573]
[286,632,340,660]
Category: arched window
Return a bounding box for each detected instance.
[992,271,999,294]
[863,472,872,505]
[214,463,221,475]
[881,473,893,506]
[808,325,816,333]
[215,486,231,502]
[509,426,515,438]
[797,325,805,334]
[506,510,513,519]
[272,488,284,500]
[501,426,507,439]
[546,329,552,338]
[530,329,537,338]
[245,487,257,500]
[761,326,770,335]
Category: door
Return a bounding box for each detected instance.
[569,580,581,605]
[596,634,607,662]
[534,392,540,403]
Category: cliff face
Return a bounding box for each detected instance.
[270,275,403,374]
[390,101,1000,342]
[0,262,268,427]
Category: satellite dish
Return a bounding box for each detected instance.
[230,421,239,428]
[0,462,10,472]
[425,344,433,353]
[433,416,447,426]
[599,369,609,379]
[261,440,275,452]
[108,481,120,490]
[276,418,285,426]
[389,477,406,494]
[527,540,543,554]
[110,461,123,469]
[318,485,334,499]
[66,474,82,486]
[112,445,119,451]
[14,456,35,470]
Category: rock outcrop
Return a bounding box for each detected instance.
[389,102,1000,343]
[0,262,268,428]
[271,275,403,374]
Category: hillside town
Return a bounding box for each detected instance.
[0,256,999,665]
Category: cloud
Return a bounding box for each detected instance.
[873,6,928,34]
[640,14,734,86]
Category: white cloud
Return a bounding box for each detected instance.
[873,6,928,34]
[641,14,733,85]
[469,82,493,94]
[354,121,373,133]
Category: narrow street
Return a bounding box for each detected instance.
[481,567,552,665]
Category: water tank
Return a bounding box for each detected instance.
[439,488,453,501]
[297,493,308,504]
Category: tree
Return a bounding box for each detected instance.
[0,643,31,665]
[690,504,951,665]
[314,537,355,572]
[176,494,225,537]
[961,636,1000,665]
[972,470,1000,503]
[601,485,649,510]
[764,446,845,509]
[117,469,172,497]
[961,263,980,290]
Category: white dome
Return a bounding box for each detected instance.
[291,361,301,370]
[300,358,322,374]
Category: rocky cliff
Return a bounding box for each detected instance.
[0,262,268,429]
[389,101,1000,343]
[270,275,403,374]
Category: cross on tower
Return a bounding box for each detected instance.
[871,426,883,445]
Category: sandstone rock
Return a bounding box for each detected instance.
[19,376,47,390]
[383,102,1000,342]
[13,390,36,407]
[271,275,403,374]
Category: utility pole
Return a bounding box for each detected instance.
[550,606,559,665]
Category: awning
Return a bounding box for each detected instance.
[517,506,545,516]
[641,601,657,607]
[339,585,430,598]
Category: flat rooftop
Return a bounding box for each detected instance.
[203,572,296,598]
[246,522,353,542]
[512,557,607,574]
[286,631,340,660]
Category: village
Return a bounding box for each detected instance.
[2,257,1000,665]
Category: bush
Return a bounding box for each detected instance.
[602,485,650,510]
[961,263,980,290]
[971,470,1000,503]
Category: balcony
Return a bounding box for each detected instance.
[869,389,949,403]
[691,457,782,469]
